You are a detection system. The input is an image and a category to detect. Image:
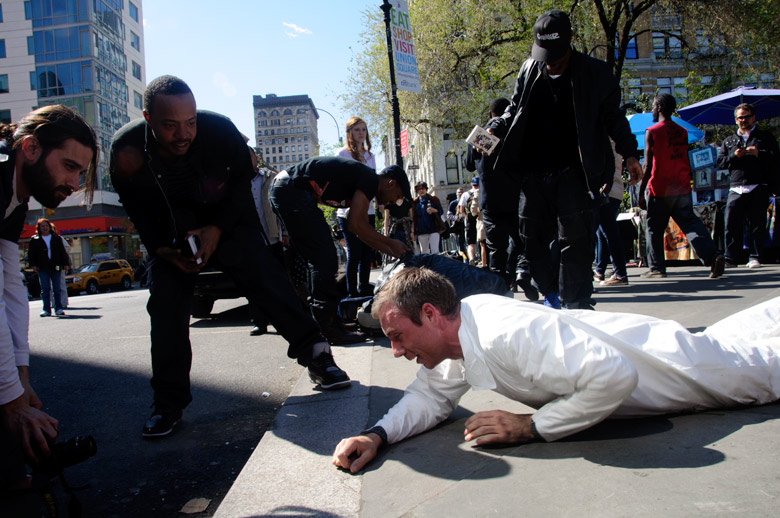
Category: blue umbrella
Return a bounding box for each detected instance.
[627,113,705,150]
[677,86,780,124]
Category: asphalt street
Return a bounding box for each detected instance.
[6,286,303,518]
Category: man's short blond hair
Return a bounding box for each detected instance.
[372,267,459,325]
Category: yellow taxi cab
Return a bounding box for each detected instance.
[66,259,134,295]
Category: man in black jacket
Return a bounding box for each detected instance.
[487,10,642,310]
[28,218,70,316]
[110,76,350,439]
[716,103,780,268]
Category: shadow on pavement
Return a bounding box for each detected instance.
[1,354,281,518]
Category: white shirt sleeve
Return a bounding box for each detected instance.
[375,361,471,444]
[0,238,29,405]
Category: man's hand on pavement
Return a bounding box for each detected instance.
[332,434,382,474]
[464,410,535,445]
[625,157,643,186]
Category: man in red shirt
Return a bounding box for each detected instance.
[639,94,724,279]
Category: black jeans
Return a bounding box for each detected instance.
[725,185,769,264]
[518,169,594,308]
[645,193,716,273]
[482,209,528,286]
[147,224,322,411]
[270,175,342,329]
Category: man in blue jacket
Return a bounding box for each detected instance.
[487,10,642,310]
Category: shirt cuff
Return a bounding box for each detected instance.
[360,425,388,447]
[530,419,545,442]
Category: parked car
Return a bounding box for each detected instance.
[66,259,134,295]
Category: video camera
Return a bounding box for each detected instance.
[31,435,97,518]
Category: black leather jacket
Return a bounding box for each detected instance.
[716,128,779,188]
[488,50,638,198]
[109,111,258,258]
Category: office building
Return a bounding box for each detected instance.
[1,0,145,266]
[253,93,318,171]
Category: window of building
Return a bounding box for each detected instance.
[259,119,267,127]
[32,26,91,63]
[304,136,308,142]
[130,31,140,51]
[27,36,34,54]
[0,4,3,22]
[271,109,279,116]
[0,110,10,124]
[285,146,289,153]
[304,144,309,151]
[0,74,8,94]
[24,1,31,20]
[652,31,682,59]
[34,61,93,97]
[133,90,142,109]
[305,154,309,160]
[30,0,90,28]
[625,78,641,100]
[673,77,687,100]
[283,108,292,115]
[129,1,138,22]
[131,60,141,80]
[445,150,459,184]
[0,40,5,58]
[656,77,671,95]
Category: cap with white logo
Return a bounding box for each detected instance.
[531,10,572,62]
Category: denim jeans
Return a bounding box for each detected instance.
[595,198,627,278]
[725,186,769,263]
[38,269,62,313]
[645,193,717,273]
[338,215,374,296]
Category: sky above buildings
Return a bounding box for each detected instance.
[143,0,386,167]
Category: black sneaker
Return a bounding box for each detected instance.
[249,325,267,336]
[308,353,351,390]
[710,254,725,279]
[516,274,539,301]
[142,408,182,439]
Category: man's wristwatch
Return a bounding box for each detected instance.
[360,426,387,447]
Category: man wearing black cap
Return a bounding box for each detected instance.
[270,157,411,343]
[488,9,642,310]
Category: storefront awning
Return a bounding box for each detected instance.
[20,216,133,240]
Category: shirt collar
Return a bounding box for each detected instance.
[457,314,497,390]
[737,124,756,139]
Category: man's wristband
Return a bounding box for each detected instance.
[360,426,387,447]
[530,420,544,442]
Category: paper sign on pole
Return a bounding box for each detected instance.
[388,0,422,93]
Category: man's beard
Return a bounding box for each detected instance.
[21,157,73,208]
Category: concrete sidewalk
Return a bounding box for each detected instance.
[216,265,780,518]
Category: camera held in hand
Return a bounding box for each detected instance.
[30,435,97,518]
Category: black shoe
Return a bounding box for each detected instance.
[249,325,267,336]
[308,353,351,389]
[710,254,725,279]
[516,275,539,301]
[142,408,182,439]
[323,326,367,345]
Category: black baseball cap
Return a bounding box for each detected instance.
[531,10,572,62]
[379,165,413,202]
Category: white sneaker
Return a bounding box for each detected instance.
[746,259,761,269]
[55,309,66,316]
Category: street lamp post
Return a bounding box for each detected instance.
[315,107,343,147]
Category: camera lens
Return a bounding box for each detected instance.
[53,435,97,469]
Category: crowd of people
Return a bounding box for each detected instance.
[1,7,778,504]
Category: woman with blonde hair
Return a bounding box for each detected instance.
[337,117,377,297]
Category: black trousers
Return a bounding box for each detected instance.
[270,176,342,329]
[725,185,769,264]
[147,224,322,411]
[518,169,594,308]
[482,208,527,286]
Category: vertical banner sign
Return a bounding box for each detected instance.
[400,129,408,157]
[389,0,422,93]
